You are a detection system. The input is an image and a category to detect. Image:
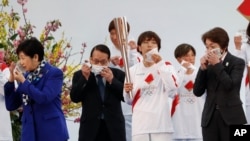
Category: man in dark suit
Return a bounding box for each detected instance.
[70,44,126,141]
[193,27,247,141]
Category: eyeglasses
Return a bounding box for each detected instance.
[91,59,109,65]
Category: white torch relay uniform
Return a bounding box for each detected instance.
[124,60,178,141]
[109,42,142,141]
[0,63,13,141]
[235,42,250,124]
[172,66,205,140]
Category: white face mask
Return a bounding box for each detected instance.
[145,48,159,63]
[211,48,223,58]
[91,64,106,75]
[181,60,196,71]
[14,61,26,74]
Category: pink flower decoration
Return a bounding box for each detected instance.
[17,0,28,5]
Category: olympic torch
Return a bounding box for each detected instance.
[113,17,133,99]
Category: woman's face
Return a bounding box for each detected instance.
[138,38,158,56]
[181,50,196,65]
[18,52,39,72]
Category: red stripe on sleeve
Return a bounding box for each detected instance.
[171,94,180,117]
[246,75,249,87]
[172,74,178,87]
[132,89,141,112]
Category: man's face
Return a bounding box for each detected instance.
[90,50,109,67]
[109,29,120,49]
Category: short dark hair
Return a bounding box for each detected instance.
[137,31,161,54]
[201,27,229,51]
[108,19,130,33]
[16,37,44,61]
[174,43,196,59]
[90,44,111,59]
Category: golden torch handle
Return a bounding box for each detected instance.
[113,17,133,99]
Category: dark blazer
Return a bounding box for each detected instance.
[193,52,247,127]
[4,63,69,141]
[70,67,126,141]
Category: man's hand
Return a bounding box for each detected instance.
[100,67,113,84]
[81,63,91,80]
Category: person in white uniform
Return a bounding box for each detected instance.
[124,31,179,141]
[234,22,250,124]
[172,43,205,141]
[0,49,13,141]
[107,19,142,141]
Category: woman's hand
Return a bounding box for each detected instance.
[124,82,133,93]
[234,35,242,50]
[151,54,162,64]
[8,62,16,82]
[13,68,25,83]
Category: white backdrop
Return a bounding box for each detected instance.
[10,0,249,140]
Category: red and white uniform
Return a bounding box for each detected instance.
[109,45,142,115]
[0,63,13,141]
[109,43,142,141]
[171,67,205,139]
[124,60,178,136]
[109,46,142,71]
[235,42,250,124]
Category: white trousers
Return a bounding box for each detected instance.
[133,133,173,141]
[246,105,250,124]
[173,139,203,141]
[124,115,132,141]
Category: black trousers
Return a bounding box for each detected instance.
[95,119,112,141]
[202,109,229,141]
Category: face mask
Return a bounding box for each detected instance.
[14,61,26,74]
[91,64,106,75]
[181,60,196,71]
[145,48,159,63]
[211,48,223,58]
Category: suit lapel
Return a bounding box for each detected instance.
[214,53,232,89]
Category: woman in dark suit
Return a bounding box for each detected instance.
[194,27,247,141]
[4,37,69,141]
[70,44,126,141]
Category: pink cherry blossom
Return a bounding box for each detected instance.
[17,0,28,5]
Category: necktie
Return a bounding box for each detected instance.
[97,74,105,101]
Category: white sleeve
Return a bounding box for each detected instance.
[156,61,179,98]
[234,43,247,61]
[0,68,10,96]
[128,48,141,67]
[123,91,132,105]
